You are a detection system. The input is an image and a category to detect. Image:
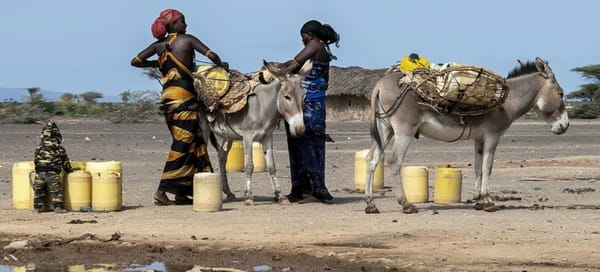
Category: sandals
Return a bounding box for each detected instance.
[296,191,334,204]
[313,191,334,202]
[153,191,193,205]
[286,193,305,203]
[153,192,174,206]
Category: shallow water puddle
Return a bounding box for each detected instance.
[0,262,167,272]
[0,263,260,272]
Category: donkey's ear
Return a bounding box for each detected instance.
[264,60,283,76]
[263,60,276,72]
[534,57,549,78]
[297,59,313,77]
[263,60,287,81]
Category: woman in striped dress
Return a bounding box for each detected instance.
[131,9,228,205]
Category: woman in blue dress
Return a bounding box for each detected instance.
[280,20,340,203]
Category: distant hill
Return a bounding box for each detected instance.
[0,87,120,103]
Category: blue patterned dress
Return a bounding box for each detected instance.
[285,61,332,201]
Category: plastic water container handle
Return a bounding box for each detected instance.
[28,171,35,187]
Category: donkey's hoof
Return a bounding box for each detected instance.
[474,202,497,211]
[243,198,255,206]
[402,203,418,214]
[365,205,380,214]
[278,197,291,206]
[225,194,236,202]
[483,203,500,212]
[397,196,408,206]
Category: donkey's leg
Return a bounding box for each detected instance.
[219,140,236,201]
[472,140,484,201]
[365,143,383,214]
[475,137,500,212]
[242,139,256,206]
[391,134,417,214]
[200,116,234,201]
[262,138,289,205]
[365,122,394,214]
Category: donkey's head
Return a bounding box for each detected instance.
[529,57,570,134]
[264,60,308,136]
[510,57,570,134]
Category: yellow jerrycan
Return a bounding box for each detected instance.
[12,161,35,210]
[64,170,92,211]
[252,142,267,173]
[193,172,223,212]
[354,150,384,192]
[401,166,429,203]
[70,161,86,171]
[434,167,463,203]
[86,161,122,211]
[226,141,267,173]
[195,65,230,96]
[226,141,244,172]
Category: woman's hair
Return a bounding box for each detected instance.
[301,20,340,59]
[301,20,340,46]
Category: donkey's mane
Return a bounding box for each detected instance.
[507,60,539,79]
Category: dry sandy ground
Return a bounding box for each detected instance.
[0,119,599,271]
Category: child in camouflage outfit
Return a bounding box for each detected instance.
[33,120,73,213]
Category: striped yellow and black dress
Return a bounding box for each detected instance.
[156,34,213,197]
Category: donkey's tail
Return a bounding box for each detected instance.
[209,132,219,151]
[370,86,384,151]
[197,109,221,153]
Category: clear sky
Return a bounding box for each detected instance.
[2,0,598,96]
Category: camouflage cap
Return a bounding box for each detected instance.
[40,120,62,143]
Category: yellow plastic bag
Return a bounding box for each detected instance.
[399,56,430,72]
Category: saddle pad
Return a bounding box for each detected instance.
[218,71,253,114]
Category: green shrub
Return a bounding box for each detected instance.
[568,103,599,119]
[104,103,162,123]
[0,102,50,124]
[0,93,163,124]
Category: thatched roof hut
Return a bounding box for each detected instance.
[325,66,387,121]
[328,66,387,98]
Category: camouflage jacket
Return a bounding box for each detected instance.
[34,138,73,173]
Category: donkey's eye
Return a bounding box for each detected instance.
[284,95,291,101]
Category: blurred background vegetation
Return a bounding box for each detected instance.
[0,88,162,124]
[0,68,164,124]
[565,64,600,119]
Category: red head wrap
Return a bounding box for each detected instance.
[151,9,184,39]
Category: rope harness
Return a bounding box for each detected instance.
[374,73,473,143]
